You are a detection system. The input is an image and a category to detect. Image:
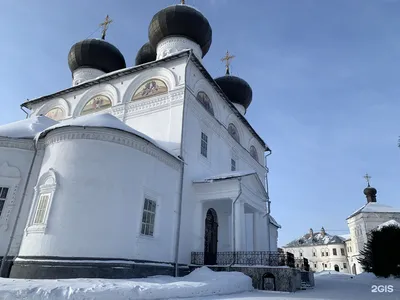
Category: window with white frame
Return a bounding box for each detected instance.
[200,132,208,158]
[141,198,156,236]
[33,193,51,225]
[231,159,236,171]
[27,169,57,234]
[0,187,9,216]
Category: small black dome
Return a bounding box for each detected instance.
[135,42,157,66]
[148,5,212,57]
[68,39,126,73]
[364,186,377,196]
[214,75,253,109]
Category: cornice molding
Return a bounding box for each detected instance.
[0,138,35,151]
[124,88,184,119]
[43,128,181,171]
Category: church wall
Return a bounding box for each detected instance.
[0,141,42,259]
[176,66,270,263]
[269,225,279,251]
[27,59,188,155]
[17,127,181,264]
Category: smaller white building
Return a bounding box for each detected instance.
[283,177,400,275]
[282,227,349,273]
[346,182,400,275]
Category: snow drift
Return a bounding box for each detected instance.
[0,267,253,300]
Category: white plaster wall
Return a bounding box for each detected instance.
[0,140,42,257]
[269,225,278,251]
[28,59,187,156]
[177,86,269,263]
[17,128,181,263]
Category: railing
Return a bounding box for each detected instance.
[191,251,295,268]
[294,257,310,271]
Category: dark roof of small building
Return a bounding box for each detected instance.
[21,50,269,151]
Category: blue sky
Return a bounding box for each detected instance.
[1,0,400,246]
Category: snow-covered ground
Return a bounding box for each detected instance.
[186,271,400,300]
[0,268,398,300]
[0,267,253,300]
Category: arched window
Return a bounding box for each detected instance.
[80,95,112,116]
[250,145,259,162]
[228,123,240,143]
[132,79,168,101]
[196,92,214,116]
[45,107,65,121]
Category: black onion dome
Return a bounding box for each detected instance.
[68,39,126,73]
[214,75,253,109]
[364,186,377,196]
[148,5,212,57]
[135,42,157,66]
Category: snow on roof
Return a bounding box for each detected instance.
[375,220,400,231]
[0,116,58,139]
[284,231,345,248]
[347,202,400,219]
[193,170,256,183]
[339,234,351,241]
[269,215,281,228]
[37,113,180,160]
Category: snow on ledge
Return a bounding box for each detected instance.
[376,219,400,231]
[0,267,253,300]
[0,116,58,139]
[193,170,256,183]
[36,113,181,161]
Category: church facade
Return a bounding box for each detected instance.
[0,3,279,279]
[283,177,400,275]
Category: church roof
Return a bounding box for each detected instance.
[284,231,346,248]
[21,50,270,152]
[347,202,400,219]
[0,116,57,139]
[375,219,400,231]
[36,113,180,160]
[269,215,281,228]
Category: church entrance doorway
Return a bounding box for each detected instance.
[334,264,339,272]
[352,264,357,275]
[204,208,218,265]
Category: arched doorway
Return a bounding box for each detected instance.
[262,273,276,291]
[334,264,339,272]
[204,208,218,265]
[352,264,357,275]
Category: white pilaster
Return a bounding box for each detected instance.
[253,212,261,251]
[193,201,204,252]
[72,67,105,86]
[156,36,203,63]
[234,201,246,251]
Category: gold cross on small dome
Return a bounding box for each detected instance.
[100,15,113,40]
[221,50,235,75]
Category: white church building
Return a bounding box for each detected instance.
[283,176,400,275]
[0,3,280,279]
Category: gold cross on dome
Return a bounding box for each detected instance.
[221,50,235,75]
[363,173,371,187]
[100,15,113,40]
